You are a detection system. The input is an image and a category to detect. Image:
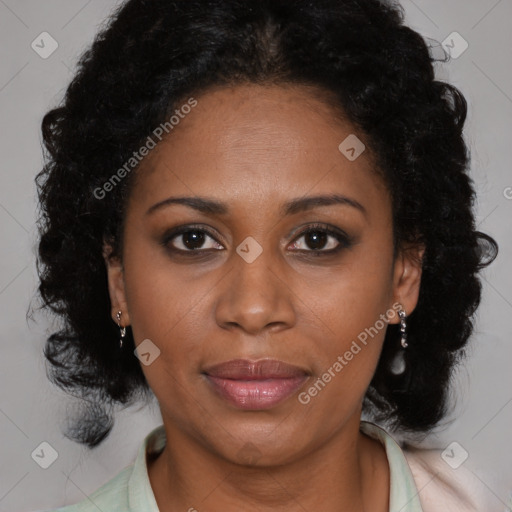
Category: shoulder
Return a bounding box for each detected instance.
[42,424,165,512]
[403,445,499,512]
[43,465,133,512]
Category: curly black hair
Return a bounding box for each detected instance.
[35,0,498,448]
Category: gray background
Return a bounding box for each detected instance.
[0,0,511,510]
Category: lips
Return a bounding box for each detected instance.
[203,359,309,410]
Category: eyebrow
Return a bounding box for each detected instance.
[146,193,367,218]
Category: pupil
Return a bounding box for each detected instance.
[183,231,205,249]
[306,231,327,250]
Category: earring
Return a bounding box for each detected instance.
[390,306,408,375]
[398,308,408,348]
[116,310,126,349]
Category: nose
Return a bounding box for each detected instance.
[214,248,297,336]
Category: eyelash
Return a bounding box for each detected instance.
[161,223,353,258]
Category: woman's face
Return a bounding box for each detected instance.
[106,83,422,465]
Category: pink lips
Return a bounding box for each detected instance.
[203,359,309,410]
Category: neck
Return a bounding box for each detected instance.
[148,415,389,512]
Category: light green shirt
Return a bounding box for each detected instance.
[47,421,424,512]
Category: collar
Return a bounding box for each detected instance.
[127,421,423,512]
[360,421,424,512]
[128,424,164,511]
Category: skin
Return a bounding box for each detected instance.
[104,83,424,512]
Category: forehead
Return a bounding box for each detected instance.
[129,83,389,215]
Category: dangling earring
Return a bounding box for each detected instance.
[398,308,408,349]
[116,310,126,349]
[390,306,408,375]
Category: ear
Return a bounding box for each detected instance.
[103,242,131,326]
[389,243,425,324]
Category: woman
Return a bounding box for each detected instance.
[36,0,499,510]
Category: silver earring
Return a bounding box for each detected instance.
[116,311,126,349]
[398,308,408,348]
[390,306,408,375]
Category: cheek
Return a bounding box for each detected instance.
[302,241,394,390]
[121,231,204,339]
[120,248,205,394]
[121,254,205,414]
[313,245,393,337]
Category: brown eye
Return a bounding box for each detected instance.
[162,226,224,254]
[294,231,332,251]
[289,224,353,254]
[175,230,207,250]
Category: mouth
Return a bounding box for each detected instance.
[202,358,310,410]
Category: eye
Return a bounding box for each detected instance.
[289,223,352,254]
[162,225,224,253]
[161,223,353,257]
